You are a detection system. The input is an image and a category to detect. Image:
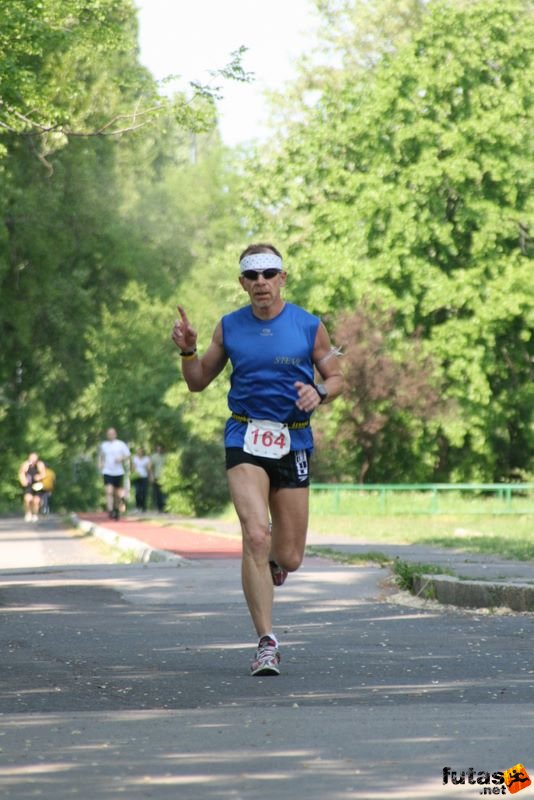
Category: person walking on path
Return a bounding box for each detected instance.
[18,452,47,522]
[131,447,150,512]
[39,463,56,515]
[98,428,130,520]
[149,444,166,512]
[172,242,343,676]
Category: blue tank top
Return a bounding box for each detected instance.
[222,302,320,451]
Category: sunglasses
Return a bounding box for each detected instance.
[242,269,281,281]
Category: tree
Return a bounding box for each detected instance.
[0,0,248,510]
[313,304,445,483]
[312,0,427,72]
[0,0,246,158]
[244,0,534,481]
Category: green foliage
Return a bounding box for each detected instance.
[1,0,532,515]
[160,453,194,516]
[0,0,148,141]
[313,304,445,482]
[162,439,230,517]
[312,0,427,72]
[51,457,102,513]
[0,0,221,152]
[0,0,244,513]
[306,545,392,566]
[73,282,180,440]
[393,558,454,592]
[246,0,534,482]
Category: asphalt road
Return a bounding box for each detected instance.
[1,516,533,799]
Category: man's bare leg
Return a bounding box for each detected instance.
[105,483,114,514]
[23,493,33,520]
[269,486,310,573]
[116,486,126,514]
[32,495,41,518]
[227,464,274,638]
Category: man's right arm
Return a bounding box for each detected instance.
[180,321,227,392]
[172,306,227,392]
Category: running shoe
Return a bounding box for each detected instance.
[269,560,288,587]
[250,636,281,676]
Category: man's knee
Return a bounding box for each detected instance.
[280,551,304,573]
[243,523,271,559]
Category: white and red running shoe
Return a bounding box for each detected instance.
[250,636,281,676]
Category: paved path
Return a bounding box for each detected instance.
[1,515,534,799]
[0,514,110,569]
[77,512,534,611]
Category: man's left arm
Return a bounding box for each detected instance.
[312,322,344,403]
[295,322,343,412]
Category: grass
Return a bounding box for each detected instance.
[306,512,534,560]
[306,545,392,567]
[391,559,456,592]
[309,488,534,517]
[211,498,534,561]
[305,545,457,595]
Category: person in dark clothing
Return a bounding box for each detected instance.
[18,452,46,522]
[131,447,150,512]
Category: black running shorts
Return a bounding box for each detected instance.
[225,448,311,488]
[103,474,124,488]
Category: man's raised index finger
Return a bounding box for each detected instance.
[177,305,189,323]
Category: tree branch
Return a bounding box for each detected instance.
[0,103,164,138]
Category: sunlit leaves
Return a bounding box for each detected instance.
[249,0,533,480]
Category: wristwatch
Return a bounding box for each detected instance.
[314,383,328,404]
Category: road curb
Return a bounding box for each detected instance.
[413,573,534,613]
[70,514,186,566]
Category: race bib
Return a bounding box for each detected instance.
[243,419,291,459]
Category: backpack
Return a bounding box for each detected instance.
[42,467,56,492]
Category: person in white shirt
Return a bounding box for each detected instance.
[98,428,130,519]
[131,446,151,512]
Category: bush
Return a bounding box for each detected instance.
[51,457,102,512]
[162,438,229,516]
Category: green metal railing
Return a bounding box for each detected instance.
[309,483,534,515]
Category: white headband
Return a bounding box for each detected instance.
[239,253,283,273]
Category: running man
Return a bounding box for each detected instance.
[171,243,343,675]
[98,428,130,519]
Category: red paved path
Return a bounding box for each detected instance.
[79,514,242,559]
